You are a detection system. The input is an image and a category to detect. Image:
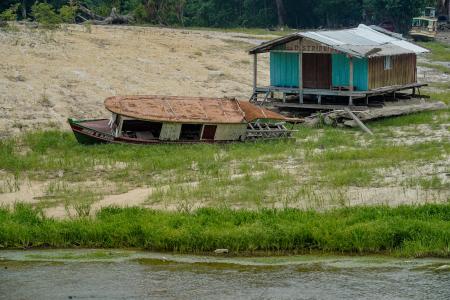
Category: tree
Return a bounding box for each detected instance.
[0,4,19,21]
[59,4,77,23]
[363,0,435,33]
[0,0,440,31]
[274,0,286,27]
[31,2,62,27]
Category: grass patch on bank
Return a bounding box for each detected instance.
[313,140,448,187]
[369,110,447,127]
[0,130,298,183]
[1,124,448,205]
[418,62,450,74]
[428,91,450,105]
[0,204,449,258]
[418,41,450,62]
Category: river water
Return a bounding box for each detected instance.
[1,250,449,299]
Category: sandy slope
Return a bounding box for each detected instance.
[0,24,271,137]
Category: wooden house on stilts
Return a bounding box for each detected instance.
[249,24,429,108]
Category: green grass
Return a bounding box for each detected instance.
[1,122,448,204]
[404,175,450,191]
[313,140,448,187]
[418,62,450,74]
[0,130,297,183]
[147,169,298,209]
[0,204,449,257]
[134,23,296,38]
[370,110,448,127]
[428,91,450,105]
[418,41,450,62]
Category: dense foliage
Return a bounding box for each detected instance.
[0,0,439,32]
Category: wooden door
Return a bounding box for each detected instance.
[302,53,332,89]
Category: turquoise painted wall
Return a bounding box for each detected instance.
[331,54,368,91]
[270,52,299,87]
[270,52,369,91]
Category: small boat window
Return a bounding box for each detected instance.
[180,124,203,140]
[122,120,162,140]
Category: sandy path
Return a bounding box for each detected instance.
[0,181,46,206]
[41,179,449,219]
[44,186,154,219]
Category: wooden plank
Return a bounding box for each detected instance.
[298,39,303,104]
[344,108,373,135]
[349,56,354,106]
[368,54,417,90]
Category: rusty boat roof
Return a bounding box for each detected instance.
[104,95,289,124]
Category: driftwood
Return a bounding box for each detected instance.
[344,108,373,135]
[304,101,448,132]
[342,102,447,127]
[77,5,134,25]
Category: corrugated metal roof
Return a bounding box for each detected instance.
[249,24,429,57]
[104,96,288,124]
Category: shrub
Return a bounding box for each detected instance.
[59,5,77,24]
[0,4,19,22]
[31,2,61,28]
[133,3,148,24]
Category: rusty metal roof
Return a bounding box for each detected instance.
[104,95,288,124]
[237,100,288,122]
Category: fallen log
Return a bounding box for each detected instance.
[78,5,134,25]
[343,101,447,127]
[302,101,447,129]
[78,5,104,21]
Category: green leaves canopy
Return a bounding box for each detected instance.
[0,0,438,32]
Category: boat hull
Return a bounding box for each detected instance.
[68,118,242,145]
[409,31,436,41]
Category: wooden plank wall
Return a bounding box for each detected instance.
[368,54,416,89]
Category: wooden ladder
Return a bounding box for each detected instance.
[246,122,292,140]
[249,91,271,106]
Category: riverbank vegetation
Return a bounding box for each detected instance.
[0,203,449,258]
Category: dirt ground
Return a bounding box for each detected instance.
[0,24,272,137]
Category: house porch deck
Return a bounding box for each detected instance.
[251,83,427,108]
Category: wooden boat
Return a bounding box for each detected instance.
[409,8,438,41]
[68,95,296,145]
